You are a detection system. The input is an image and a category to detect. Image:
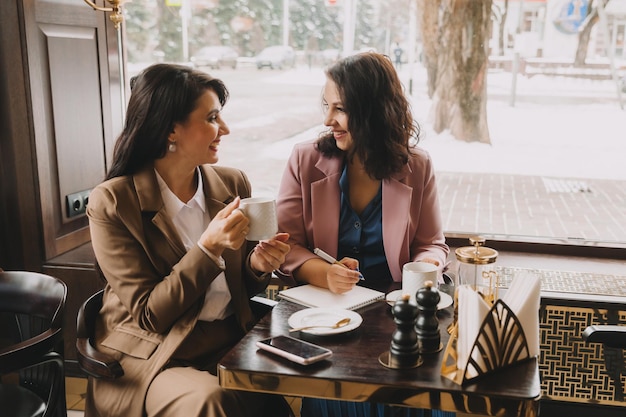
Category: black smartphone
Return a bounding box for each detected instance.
[256,335,333,365]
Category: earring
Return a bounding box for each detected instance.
[168,142,177,152]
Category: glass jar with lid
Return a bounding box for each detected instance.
[454,236,499,303]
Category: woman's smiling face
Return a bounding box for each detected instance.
[170,89,230,167]
[323,78,352,151]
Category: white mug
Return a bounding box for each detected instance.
[402,261,439,304]
[239,197,278,241]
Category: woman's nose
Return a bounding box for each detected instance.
[323,111,334,127]
[220,121,230,135]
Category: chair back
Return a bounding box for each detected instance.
[583,324,626,348]
[76,289,123,379]
[0,270,67,367]
[0,270,66,327]
[0,270,67,417]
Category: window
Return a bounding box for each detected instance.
[123,0,626,251]
[612,22,625,58]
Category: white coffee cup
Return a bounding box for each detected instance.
[402,261,439,304]
[239,197,278,241]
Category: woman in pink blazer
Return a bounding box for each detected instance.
[277,52,448,293]
[276,52,451,417]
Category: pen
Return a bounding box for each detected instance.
[313,248,365,280]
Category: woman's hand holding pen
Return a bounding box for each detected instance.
[312,248,363,294]
[295,249,362,293]
[325,258,361,294]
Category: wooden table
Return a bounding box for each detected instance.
[218,298,540,417]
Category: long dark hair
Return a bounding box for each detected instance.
[317,52,419,180]
[105,63,229,180]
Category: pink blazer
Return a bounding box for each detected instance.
[276,140,449,283]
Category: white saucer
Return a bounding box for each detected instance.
[288,308,362,335]
[386,290,453,310]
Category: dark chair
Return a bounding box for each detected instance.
[75,286,281,378]
[75,289,123,379]
[577,324,626,417]
[582,325,626,348]
[0,270,67,417]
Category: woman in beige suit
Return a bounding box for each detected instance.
[86,63,290,417]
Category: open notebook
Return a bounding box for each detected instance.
[278,284,385,311]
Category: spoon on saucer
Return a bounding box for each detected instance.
[289,317,351,332]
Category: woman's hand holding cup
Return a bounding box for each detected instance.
[250,233,291,273]
[199,197,249,256]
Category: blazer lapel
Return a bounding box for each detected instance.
[200,165,237,219]
[133,166,186,259]
[311,156,343,257]
[383,164,413,281]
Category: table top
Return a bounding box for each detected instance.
[218,295,541,416]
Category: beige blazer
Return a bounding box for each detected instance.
[276,140,449,283]
[85,164,270,417]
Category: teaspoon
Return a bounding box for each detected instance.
[289,317,351,332]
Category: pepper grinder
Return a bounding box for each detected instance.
[379,294,422,369]
[415,281,442,353]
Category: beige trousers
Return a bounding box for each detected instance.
[145,366,270,417]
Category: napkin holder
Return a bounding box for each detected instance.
[441,298,532,385]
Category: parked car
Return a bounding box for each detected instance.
[255,46,296,70]
[190,46,238,69]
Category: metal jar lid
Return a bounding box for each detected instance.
[455,236,498,265]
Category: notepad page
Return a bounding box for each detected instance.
[278,284,385,310]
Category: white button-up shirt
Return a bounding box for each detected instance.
[156,168,233,321]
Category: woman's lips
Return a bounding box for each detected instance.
[333,131,346,139]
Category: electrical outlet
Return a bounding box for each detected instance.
[66,189,91,218]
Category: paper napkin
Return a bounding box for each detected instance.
[455,271,541,380]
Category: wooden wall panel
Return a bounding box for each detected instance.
[45,25,107,221]
[1,0,123,371]
[23,0,117,259]
[0,0,44,270]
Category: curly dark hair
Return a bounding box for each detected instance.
[316,52,420,180]
[105,63,229,180]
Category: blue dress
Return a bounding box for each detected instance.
[300,166,456,417]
